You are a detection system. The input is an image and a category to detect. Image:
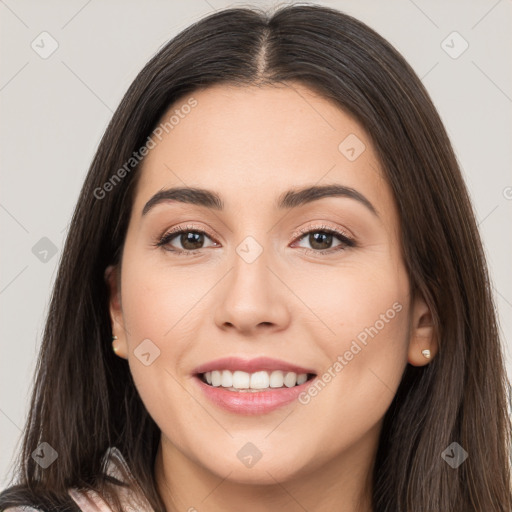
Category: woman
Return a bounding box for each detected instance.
[1,3,511,512]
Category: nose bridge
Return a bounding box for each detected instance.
[229,234,275,304]
[213,231,290,332]
[232,236,273,294]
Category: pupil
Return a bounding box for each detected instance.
[181,232,204,250]
[309,232,332,250]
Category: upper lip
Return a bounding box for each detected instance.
[192,356,316,376]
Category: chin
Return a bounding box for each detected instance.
[196,446,313,485]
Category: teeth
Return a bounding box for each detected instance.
[211,370,222,387]
[269,370,284,388]
[233,370,250,389]
[296,373,308,385]
[221,370,233,387]
[284,372,297,388]
[202,370,310,390]
[250,371,269,389]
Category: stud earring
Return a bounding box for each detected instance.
[112,335,119,353]
[421,349,431,359]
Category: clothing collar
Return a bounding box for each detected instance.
[68,447,155,512]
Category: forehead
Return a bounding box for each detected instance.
[132,82,396,225]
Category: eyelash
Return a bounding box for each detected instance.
[153,223,356,257]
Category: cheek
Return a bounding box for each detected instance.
[118,250,221,422]
[289,260,408,348]
[118,255,185,405]
[120,250,204,339]
[292,261,410,408]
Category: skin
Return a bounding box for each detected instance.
[105,82,437,512]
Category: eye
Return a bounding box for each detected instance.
[291,225,356,255]
[154,224,219,255]
[154,223,356,256]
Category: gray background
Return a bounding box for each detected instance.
[1,0,511,488]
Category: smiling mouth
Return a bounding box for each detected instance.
[197,370,317,392]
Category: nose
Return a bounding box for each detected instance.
[213,245,291,336]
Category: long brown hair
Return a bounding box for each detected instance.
[1,4,511,511]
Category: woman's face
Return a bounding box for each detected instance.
[107,82,433,486]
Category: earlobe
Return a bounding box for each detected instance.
[104,264,128,359]
[407,293,438,366]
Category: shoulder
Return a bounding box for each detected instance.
[4,507,45,512]
[2,492,109,511]
[67,447,155,512]
[3,504,80,511]
[2,447,154,512]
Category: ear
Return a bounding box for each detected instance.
[407,292,438,366]
[104,264,128,359]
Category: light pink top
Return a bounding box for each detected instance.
[5,447,155,512]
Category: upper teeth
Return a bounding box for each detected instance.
[203,370,309,390]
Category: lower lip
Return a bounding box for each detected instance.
[194,375,316,415]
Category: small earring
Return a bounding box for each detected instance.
[112,335,119,353]
[421,349,431,359]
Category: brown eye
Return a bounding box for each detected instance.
[156,227,218,255]
[307,232,334,251]
[292,227,355,255]
[177,231,205,250]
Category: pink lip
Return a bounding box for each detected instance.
[192,356,316,375]
[193,374,317,415]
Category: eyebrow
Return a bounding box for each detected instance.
[141,184,379,218]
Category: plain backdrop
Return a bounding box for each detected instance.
[1,0,511,488]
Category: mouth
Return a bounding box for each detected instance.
[194,371,317,415]
[196,370,317,392]
[191,356,319,414]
